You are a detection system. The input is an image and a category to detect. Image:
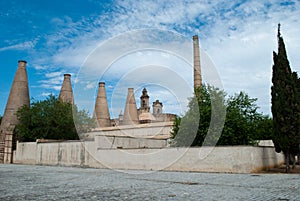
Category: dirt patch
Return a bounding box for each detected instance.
[260,164,300,174]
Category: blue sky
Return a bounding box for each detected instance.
[0,0,300,117]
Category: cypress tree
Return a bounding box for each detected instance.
[271,24,300,172]
[292,72,300,165]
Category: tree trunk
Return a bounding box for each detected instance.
[285,151,290,173]
[291,153,296,169]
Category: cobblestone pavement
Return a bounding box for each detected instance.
[0,164,299,201]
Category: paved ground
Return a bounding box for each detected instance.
[0,164,299,201]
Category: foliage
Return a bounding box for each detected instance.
[171,85,226,147]
[271,25,300,172]
[221,92,272,145]
[171,86,210,146]
[0,115,2,125]
[171,85,272,147]
[14,95,95,142]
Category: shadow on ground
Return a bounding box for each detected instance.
[261,164,300,174]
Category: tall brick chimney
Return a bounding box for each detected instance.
[122,88,139,125]
[94,82,111,127]
[193,35,202,89]
[59,74,74,104]
[0,60,30,163]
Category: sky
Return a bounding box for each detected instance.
[0,0,299,118]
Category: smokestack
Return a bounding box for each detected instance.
[193,35,202,89]
[0,60,30,163]
[94,82,111,127]
[122,88,139,125]
[59,74,74,104]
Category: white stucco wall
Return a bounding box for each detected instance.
[95,135,168,149]
[35,141,84,167]
[13,142,37,165]
[13,141,284,173]
[87,146,284,173]
[84,122,173,140]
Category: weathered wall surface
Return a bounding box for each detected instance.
[95,135,168,149]
[36,142,85,167]
[84,122,173,140]
[13,141,284,173]
[13,142,36,165]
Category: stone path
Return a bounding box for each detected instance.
[0,164,299,200]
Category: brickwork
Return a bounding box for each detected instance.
[0,61,30,163]
[58,74,74,104]
[193,35,202,89]
[94,82,111,127]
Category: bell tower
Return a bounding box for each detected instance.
[139,88,150,113]
[152,100,163,115]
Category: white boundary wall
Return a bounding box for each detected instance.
[13,141,284,173]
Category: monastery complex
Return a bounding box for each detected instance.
[0,35,202,164]
[0,35,284,175]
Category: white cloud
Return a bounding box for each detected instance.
[0,40,36,51]
[45,72,62,78]
[40,92,52,97]
[202,1,300,114]
[38,84,61,91]
[28,0,300,115]
[37,71,65,91]
[84,81,95,90]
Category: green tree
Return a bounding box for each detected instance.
[271,25,300,172]
[171,85,272,147]
[170,90,201,147]
[15,95,95,142]
[220,92,272,145]
[295,73,300,165]
[171,86,207,146]
[254,115,273,140]
[0,115,2,124]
